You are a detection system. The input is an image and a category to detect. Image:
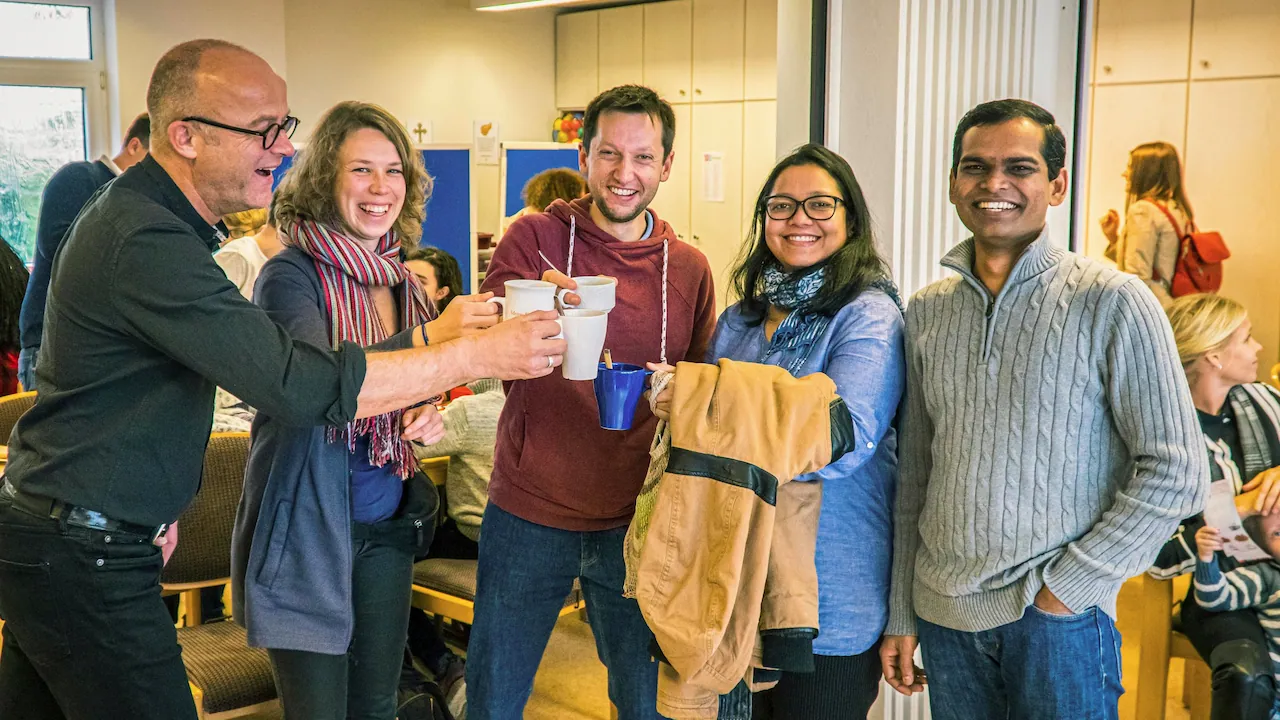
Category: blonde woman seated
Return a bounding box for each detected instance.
[1150,294,1280,720]
[1099,141,1195,306]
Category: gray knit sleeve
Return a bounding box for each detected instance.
[1040,279,1209,612]
[886,298,934,636]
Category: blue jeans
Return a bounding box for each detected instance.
[917,606,1123,720]
[466,503,659,720]
[17,346,36,392]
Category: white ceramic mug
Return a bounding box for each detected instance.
[560,309,609,381]
[557,276,617,313]
[489,279,556,320]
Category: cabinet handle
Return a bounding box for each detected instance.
[1201,59,1211,69]
[679,89,686,95]
[1102,65,1112,74]
[695,88,702,94]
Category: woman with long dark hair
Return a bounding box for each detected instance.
[1100,141,1195,306]
[0,236,28,395]
[653,143,905,719]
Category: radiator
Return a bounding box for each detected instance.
[874,681,932,720]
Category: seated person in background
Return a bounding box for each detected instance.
[215,199,286,300]
[500,167,585,238]
[414,376,504,558]
[1,236,27,396]
[402,377,506,715]
[1150,293,1280,719]
[404,245,462,312]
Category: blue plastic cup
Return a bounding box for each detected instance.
[594,363,654,431]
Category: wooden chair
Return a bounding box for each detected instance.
[0,390,35,444]
[1135,573,1211,720]
[161,432,277,720]
[1270,362,1280,390]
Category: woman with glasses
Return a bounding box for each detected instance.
[230,101,493,720]
[651,144,905,719]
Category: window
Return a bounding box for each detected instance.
[0,1,106,265]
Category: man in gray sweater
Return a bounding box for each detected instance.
[880,99,1208,718]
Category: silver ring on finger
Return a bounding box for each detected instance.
[547,355,554,369]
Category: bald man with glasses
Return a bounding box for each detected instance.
[0,39,563,720]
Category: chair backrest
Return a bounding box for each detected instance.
[1271,362,1280,390]
[0,391,36,445]
[161,432,250,586]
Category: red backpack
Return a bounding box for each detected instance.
[1151,202,1230,297]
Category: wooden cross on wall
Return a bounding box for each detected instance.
[412,123,428,143]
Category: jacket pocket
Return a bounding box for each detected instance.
[255,501,292,589]
[0,558,71,663]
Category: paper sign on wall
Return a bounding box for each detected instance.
[474,120,500,165]
[702,152,724,202]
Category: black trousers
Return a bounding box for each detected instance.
[0,498,198,720]
[752,643,883,720]
[269,535,414,720]
[1181,588,1278,720]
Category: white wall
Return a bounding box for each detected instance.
[829,0,1082,300]
[282,0,557,236]
[106,0,556,237]
[108,0,289,142]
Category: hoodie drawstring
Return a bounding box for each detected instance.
[565,211,669,364]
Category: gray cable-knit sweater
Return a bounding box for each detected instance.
[886,233,1208,636]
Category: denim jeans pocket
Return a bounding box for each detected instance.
[93,541,162,610]
[1027,604,1097,622]
[0,557,72,663]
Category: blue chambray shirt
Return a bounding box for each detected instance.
[707,289,905,655]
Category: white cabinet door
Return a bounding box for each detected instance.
[1191,0,1280,79]
[741,99,777,229]
[1186,78,1280,377]
[1082,83,1188,263]
[598,6,645,91]
[556,12,599,110]
[644,0,693,104]
[744,0,777,100]
[653,104,692,242]
[691,103,745,307]
[1093,0,1191,84]
[692,0,746,103]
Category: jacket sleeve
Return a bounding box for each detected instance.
[1041,280,1210,613]
[808,293,905,480]
[1148,515,1204,580]
[1120,203,1173,306]
[885,301,933,636]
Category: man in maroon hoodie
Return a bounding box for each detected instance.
[468,85,717,719]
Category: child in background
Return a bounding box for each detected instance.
[1194,517,1280,719]
[404,246,462,312]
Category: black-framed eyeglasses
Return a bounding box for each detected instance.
[763,194,844,221]
[182,115,300,149]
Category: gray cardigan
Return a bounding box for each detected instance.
[887,233,1208,636]
[231,247,417,654]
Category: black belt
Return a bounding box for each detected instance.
[0,484,168,543]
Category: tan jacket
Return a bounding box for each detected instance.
[1117,198,1187,307]
[631,359,855,718]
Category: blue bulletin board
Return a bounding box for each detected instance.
[499,142,581,230]
[272,144,477,293]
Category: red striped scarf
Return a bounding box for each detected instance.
[285,218,436,479]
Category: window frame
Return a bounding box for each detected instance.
[0,0,110,159]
